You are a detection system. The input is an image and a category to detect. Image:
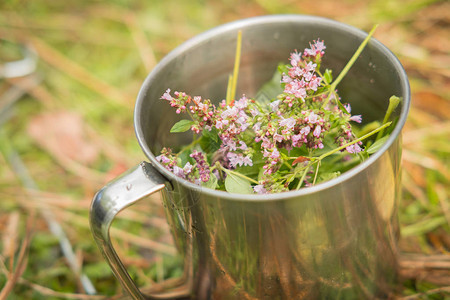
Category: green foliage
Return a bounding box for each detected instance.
[224,172,253,194]
[170,119,194,133]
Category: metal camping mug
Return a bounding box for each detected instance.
[90,15,410,299]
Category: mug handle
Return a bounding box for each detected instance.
[90,161,190,299]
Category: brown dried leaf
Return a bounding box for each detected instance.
[27,111,99,165]
[2,212,20,265]
[413,91,450,121]
[292,156,309,166]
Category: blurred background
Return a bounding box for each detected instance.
[0,0,448,299]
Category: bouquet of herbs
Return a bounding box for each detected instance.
[155,25,400,194]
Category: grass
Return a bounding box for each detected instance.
[0,0,449,299]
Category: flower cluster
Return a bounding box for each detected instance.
[161,89,216,133]
[155,38,382,194]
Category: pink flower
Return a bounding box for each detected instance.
[290,51,302,67]
[281,75,292,84]
[308,76,322,91]
[227,153,253,168]
[261,137,273,149]
[313,125,322,137]
[292,134,303,145]
[183,162,193,174]
[156,155,171,164]
[344,103,351,113]
[304,61,317,72]
[161,88,173,101]
[273,133,284,143]
[254,185,267,194]
[346,144,362,154]
[271,148,280,159]
[279,117,296,129]
[238,141,248,150]
[250,108,260,117]
[235,96,249,109]
[304,39,326,57]
[190,150,210,182]
[253,122,261,131]
[300,126,311,136]
[222,138,237,151]
[349,115,362,123]
[314,40,326,53]
[172,166,185,178]
[270,100,281,112]
[308,112,319,124]
[221,106,239,119]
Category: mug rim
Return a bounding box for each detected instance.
[135,14,411,201]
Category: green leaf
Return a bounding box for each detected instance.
[324,69,333,85]
[170,119,194,133]
[318,171,341,183]
[202,173,218,189]
[255,65,283,105]
[366,136,389,154]
[202,127,219,143]
[199,135,221,153]
[225,172,253,194]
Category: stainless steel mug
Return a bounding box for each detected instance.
[90,15,410,299]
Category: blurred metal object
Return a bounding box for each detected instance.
[0,40,98,295]
[0,43,38,78]
[90,15,410,299]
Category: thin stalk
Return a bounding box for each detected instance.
[331,24,378,90]
[376,95,400,140]
[218,164,259,184]
[312,160,321,185]
[296,165,310,190]
[318,121,391,161]
[323,24,378,109]
[226,30,242,105]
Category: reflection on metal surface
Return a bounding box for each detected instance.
[92,15,410,299]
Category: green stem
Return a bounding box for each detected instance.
[331,24,378,90]
[318,121,391,161]
[226,30,242,106]
[217,163,259,184]
[295,165,310,190]
[312,160,321,185]
[376,95,400,140]
[323,24,378,109]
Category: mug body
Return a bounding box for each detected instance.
[135,15,409,299]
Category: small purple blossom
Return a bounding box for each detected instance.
[254,185,268,194]
[313,125,322,138]
[349,115,362,123]
[346,144,362,154]
[161,88,173,101]
[270,100,281,112]
[227,152,253,168]
[190,150,210,182]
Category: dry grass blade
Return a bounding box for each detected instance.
[436,184,450,227]
[403,149,450,181]
[124,13,157,72]
[399,286,450,300]
[0,213,34,300]
[28,37,133,107]
[15,277,107,300]
[1,212,20,272]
